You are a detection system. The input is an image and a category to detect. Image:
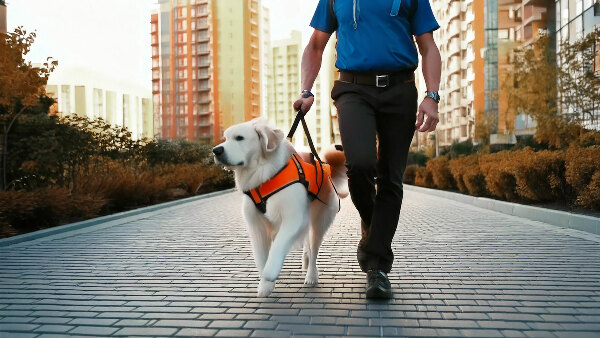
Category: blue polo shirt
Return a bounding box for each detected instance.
[310,0,439,71]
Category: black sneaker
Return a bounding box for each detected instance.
[366,269,392,299]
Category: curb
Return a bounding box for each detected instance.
[404,185,600,235]
[0,188,237,248]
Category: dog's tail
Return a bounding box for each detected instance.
[323,144,349,198]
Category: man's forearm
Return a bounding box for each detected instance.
[421,47,441,92]
[300,45,324,91]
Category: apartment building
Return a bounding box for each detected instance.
[151,0,261,145]
[301,37,339,153]
[259,6,271,119]
[430,0,485,147]
[267,31,339,153]
[267,30,302,133]
[45,66,153,140]
[0,0,6,35]
[554,0,600,130]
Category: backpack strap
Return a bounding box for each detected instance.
[328,0,337,31]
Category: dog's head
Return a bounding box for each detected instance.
[212,117,285,169]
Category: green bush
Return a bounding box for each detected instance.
[143,138,213,166]
[406,150,428,167]
[440,139,479,157]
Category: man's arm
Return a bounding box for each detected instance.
[293,29,332,114]
[414,31,441,132]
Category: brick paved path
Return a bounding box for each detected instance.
[1,189,599,337]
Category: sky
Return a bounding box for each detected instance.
[7,0,319,91]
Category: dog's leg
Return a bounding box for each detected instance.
[302,237,310,271]
[242,200,271,276]
[258,214,309,297]
[305,208,334,285]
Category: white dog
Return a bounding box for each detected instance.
[213,117,348,297]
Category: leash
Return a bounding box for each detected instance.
[286,109,322,163]
[286,109,341,212]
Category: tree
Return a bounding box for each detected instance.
[502,28,600,149]
[0,27,57,190]
[556,27,600,127]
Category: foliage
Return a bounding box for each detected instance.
[448,155,479,194]
[403,164,418,185]
[406,150,428,167]
[143,138,213,166]
[474,112,495,152]
[509,148,565,201]
[502,29,600,149]
[425,155,456,190]
[414,166,434,188]
[0,27,56,108]
[565,146,600,209]
[440,138,479,157]
[0,188,105,238]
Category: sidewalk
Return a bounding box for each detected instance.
[1,188,599,337]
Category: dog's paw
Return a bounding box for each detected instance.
[304,268,319,286]
[257,279,275,297]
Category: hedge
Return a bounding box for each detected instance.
[406,146,600,211]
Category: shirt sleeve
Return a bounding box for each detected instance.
[411,0,440,36]
[309,0,336,34]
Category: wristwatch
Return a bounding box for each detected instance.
[301,89,314,98]
[425,91,440,103]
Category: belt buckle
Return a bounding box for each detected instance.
[376,74,389,88]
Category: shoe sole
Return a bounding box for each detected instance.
[366,285,392,299]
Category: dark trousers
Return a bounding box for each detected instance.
[331,77,417,274]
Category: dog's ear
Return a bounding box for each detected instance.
[254,120,284,153]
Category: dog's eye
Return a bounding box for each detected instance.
[235,135,244,141]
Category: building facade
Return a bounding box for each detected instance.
[45,66,153,140]
[267,31,339,153]
[429,0,485,147]
[267,30,302,132]
[0,0,6,35]
[554,0,600,130]
[151,0,261,145]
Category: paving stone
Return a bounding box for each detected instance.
[68,325,118,335]
[175,328,218,336]
[113,326,178,336]
[33,324,75,333]
[211,329,251,337]
[0,190,599,337]
[153,319,210,328]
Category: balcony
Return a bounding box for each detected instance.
[447,3,460,20]
[466,68,475,82]
[447,40,460,56]
[464,29,475,44]
[447,20,460,38]
[465,9,474,23]
[447,58,460,75]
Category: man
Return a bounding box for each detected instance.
[293,0,441,299]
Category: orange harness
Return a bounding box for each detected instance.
[243,153,339,213]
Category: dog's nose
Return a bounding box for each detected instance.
[212,146,224,156]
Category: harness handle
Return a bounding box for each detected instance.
[286,109,322,163]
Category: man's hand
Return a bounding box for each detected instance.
[415,98,439,132]
[293,95,315,114]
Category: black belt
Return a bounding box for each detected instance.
[338,70,415,87]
